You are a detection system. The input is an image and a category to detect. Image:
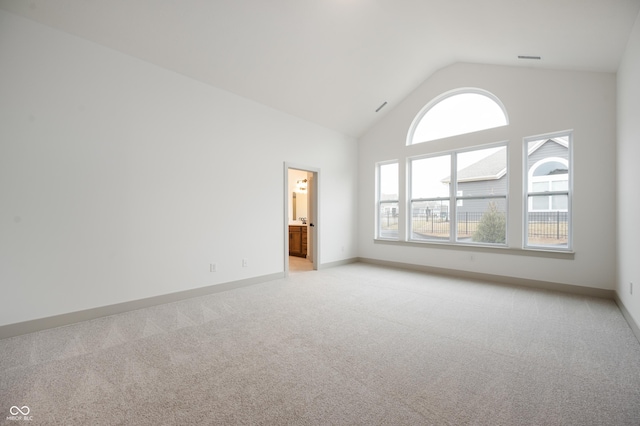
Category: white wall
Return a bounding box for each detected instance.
[0,10,358,326]
[617,11,640,325]
[358,62,617,290]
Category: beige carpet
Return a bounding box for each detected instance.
[1,263,640,425]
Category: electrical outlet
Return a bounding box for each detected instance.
[242,259,248,267]
[210,263,216,272]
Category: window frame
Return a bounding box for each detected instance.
[376,160,399,240]
[528,157,569,212]
[407,87,509,146]
[408,142,509,246]
[523,131,573,251]
[408,152,453,242]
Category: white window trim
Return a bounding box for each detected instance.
[406,87,510,146]
[376,160,399,240]
[523,132,573,251]
[407,142,509,246]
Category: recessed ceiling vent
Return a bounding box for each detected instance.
[518,55,541,60]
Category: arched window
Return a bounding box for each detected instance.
[407,88,508,145]
[528,157,569,211]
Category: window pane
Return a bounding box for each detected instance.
[378,162,398,240]
[525,134,571,249]
[552,180,568,191]
[379,202,398,239]
[527,138,570,178]
[532,182,548,192]
[411,200,451,241]
[527,210,568,247]
[532,194,550,211]
[411,92,508,144]
[411,155,450,199]
[456,147,506,197]
[459,198,506,244]
[379,163,398,201]
[552,194,568,210]
[532,161,568,176]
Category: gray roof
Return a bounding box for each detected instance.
[442,147,507,183]
[442,138,568,183]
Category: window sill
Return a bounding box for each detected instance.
[373,238,575,260]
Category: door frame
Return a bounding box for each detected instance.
[284,162,320,276]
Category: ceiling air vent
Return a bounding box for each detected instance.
[375,101,388,113]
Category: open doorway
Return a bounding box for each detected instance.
[284,163,319,275]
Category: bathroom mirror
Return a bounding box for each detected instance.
[292,192,307,221]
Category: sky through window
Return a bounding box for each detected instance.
[410,91,508,144]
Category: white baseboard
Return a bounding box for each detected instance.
[317,257,359,270]
[5,260,633,344]
[0,272,284,340]
[614,293,640,344]
[357,258,640,344]
[1,258,359,340]
[357,257,615,299]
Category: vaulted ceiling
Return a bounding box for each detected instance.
[1,0,639,137]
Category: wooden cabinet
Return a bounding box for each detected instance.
[289,225,307,257]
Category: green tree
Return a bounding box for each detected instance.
[472,201,506,243]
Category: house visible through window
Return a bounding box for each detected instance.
[524,133,572,249]
[409,145,507,245]
[376,86,572,253]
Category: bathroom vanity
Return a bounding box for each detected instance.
[288,225,307,257]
